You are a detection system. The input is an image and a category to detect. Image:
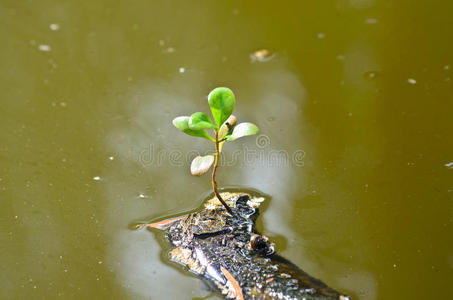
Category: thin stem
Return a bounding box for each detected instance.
[212,130,233,215]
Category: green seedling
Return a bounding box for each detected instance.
[172,87,259,214]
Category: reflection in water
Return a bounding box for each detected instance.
[102,59,313,298]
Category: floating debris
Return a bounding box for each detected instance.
[365,18,379,24]
[250,49,274,62]
[364,70,379,79]
[138,193,147,199]
[109,156,114,161]
[317,32,325,39]
[93,176,101,181]
[49,23,60,31]
[147,192,349,299]
[179,67,185,73]
[445,162,453,169]
[38,44,51,52]
[444,65,450,70]
[407,78,417,85]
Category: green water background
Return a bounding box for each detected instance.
[1,0,453,299]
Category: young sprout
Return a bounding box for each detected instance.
[172,87,259,214]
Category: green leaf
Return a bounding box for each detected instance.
[172,116,213,141]
[208,87,235,129]
[189,112,216,130]
[226,122,259,141]
[190,155,214,176]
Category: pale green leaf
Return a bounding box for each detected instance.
[226,122,259,141]
[172,116,213,141]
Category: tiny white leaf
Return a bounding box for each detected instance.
[190,155,215,176]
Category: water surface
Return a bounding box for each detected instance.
[1,0,453,299]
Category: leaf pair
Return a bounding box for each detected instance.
[172,87,260,177]
[172,87,236,140]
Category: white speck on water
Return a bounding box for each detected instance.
[444,65,450,70]
[445,162,453,169]
[109,156,114,161]
[179,67,185,73]
[365,18,379,24]
[50,23,60,31]
[64,269,68,272]
[33,285,37,289]
[393,264,397,268]
[98,261,103,264]
[15,215,18,219]
[93,176,101,181]
[317,32,325,39]
[59,256,63,259]
[38,44,51,52]
[407,78,417,85]
[138,193,146,199]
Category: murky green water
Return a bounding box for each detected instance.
[1,0,453,299]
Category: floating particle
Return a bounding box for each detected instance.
[250,49,274,62]
[38,44,51,52]
[109,156,114,161]
[166,47,175,53]
[50,24,60,31]
[365,18,379,24]
[407,78,417,85]
[445,162,453,169]
[138,193,146,199]
[444,65,450,70]
[364,70,379,79]
[93,176,101,181]
[317,33,325,39]
[179,67,185,73]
